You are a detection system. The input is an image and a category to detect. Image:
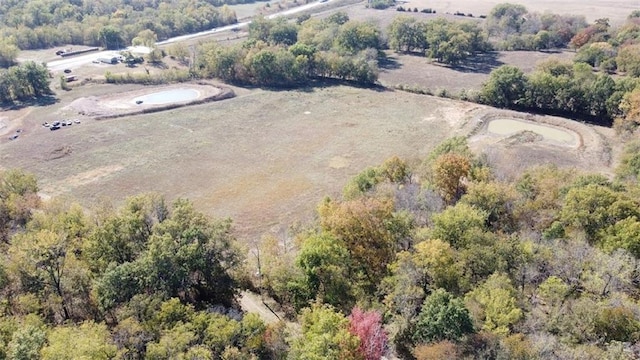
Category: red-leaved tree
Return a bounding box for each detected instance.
[348,307,388,360]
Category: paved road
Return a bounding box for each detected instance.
[157,0,333,45]
[47,51,122,72]
[47,0,333,72]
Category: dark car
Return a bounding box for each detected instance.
[63,69,72,73]
[50,125,60,131]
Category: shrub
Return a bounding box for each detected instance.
[370,0,394,9]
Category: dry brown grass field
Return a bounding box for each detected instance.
[3,0,630,240]
[378,50,575,94]
[335,0,637,25]
[396,0,636,24]
[0,81,616,239]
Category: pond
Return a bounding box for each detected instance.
[487,118,577,145]
[133,88,200,105]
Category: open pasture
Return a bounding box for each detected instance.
[0,83,614,238]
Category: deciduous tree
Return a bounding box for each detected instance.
[412,289,474,344]
[41,321,117,360]
[348,307,388,360]
[481,65,528,108]
[465,273,523,336]
[318,197,396,293]
[289,304,361,360]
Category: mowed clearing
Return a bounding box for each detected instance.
[1,81,617,239]
[378,50,575,94]
[0,85,477,238]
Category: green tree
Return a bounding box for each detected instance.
[288,304,361,360]
[335,21,381,54]
[559,183,639,242]
[461,181,517,232]
[6,323,47,360]
[537,276,569,307]
[599,217,640,257]
[84,193,166,273]
[0,38,18,68]
[387,16,426,53]
[99,26,123,49]
[8,202,92,322]
[465,273,523,336]
[0,169,40,241]
[138,199,241,306]
[430,203,487,249]
[616,140,640,181]
[146,322,196,360]
[294,233,354,311]
[481,65,528,108]
[594,306,640,343]
[269,21,298,46]
[343,167,381,200]
[327,12,350,25]
[412,289,474,344]
[485,3,528,37]
[248,15,274,42]
[95,199,242,310]
[382,239,461,319]
[617,44,640,77]
[21,61,51,97]
[41,321,117,360]
[132,29,157,48]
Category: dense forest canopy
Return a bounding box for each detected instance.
[0,0,237,51]
[3,135,640,358]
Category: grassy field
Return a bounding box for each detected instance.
[1,80,616,239]
[1,84,481,238]
[378,50,575,94]
[4,0,628,240]
[337,0,637,25]
[397,0,636,24]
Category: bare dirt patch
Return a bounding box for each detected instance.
[467,109,614,180]
[62,83,233,119]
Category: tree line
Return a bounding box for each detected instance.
[196,14,381,86]
[0,61,51,104]
[0,0,237,52]
[572,12,640,75]
[387,17,490,64]
[485,3,588,51]
[386,3,589,64]
[480,60,640,128]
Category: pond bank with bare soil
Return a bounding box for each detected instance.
[62,82,234,119]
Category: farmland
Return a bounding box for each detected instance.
[0,1,633,238]
[0,80,615,238]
